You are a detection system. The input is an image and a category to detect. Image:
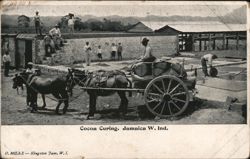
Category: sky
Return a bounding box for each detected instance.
[1,1,246,17]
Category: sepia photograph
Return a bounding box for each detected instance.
[1,1,249,158]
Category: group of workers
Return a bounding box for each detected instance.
[83,42,123,66]
[34,11,75,36]
[2,36,217,78]
[2,11,217,77]
[34,10,218,75]
[34,11,72,58]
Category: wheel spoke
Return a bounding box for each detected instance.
[166,79,172,93]
[161,79,166,92]
[160,101,166,115]
[172,92,186,97]
[152,101,162,111]
[172,97,186,103]
[148,98,158,103]
[169,100,181,110]
[152,83,164,94]
[167,102,172,115]
[148,92,162,97]
[169,83,180,94]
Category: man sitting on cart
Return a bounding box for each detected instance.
[133,37,156,76]
[139,37,156,62]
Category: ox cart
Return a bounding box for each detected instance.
[71,59,197,118]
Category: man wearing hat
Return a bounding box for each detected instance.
[201,53,218,77]
[34,11,42,35]
[68,14,75,34]
[49,24,62,50]
[49,24,61,38]
[26,62,36,74]
[140,37,156,62]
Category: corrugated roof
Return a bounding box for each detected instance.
[16,34,37,40]
[166,24,247,33]
[141,21,167,31]
[141,21,247,33]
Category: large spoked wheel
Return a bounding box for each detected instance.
[144,75,190,118]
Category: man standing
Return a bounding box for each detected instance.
[140,37,156,62]
[43,33,53,58]
[111,43,117,60]
[97,45,102,61]
[2,51,11,77]
[68,15,75,34]
[117,43,123,61]
[34,11,42,35]
[201,53,218,77]
[84,42,92,66]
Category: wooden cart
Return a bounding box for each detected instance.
[76,61,196,118]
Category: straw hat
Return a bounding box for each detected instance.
[27,62,33,66]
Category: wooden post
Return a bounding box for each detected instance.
[213,33,216,50]
[226,37,229,50]
[222,33,226,50]
[204,39,207,50]
[199,33,202,51]
[176,34,180,53]
[191,34,195,51]
[181,33,184,51]
[236,32,239,50]
[208,33,211,51]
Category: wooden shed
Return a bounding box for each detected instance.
[127,22,153,33]
[128,21,246,57]
[155,24,247,52]
[16,34,37,68]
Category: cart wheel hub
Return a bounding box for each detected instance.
[163,94,171,101]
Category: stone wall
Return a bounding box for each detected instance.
[36,35,178,65]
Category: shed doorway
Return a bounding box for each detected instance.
[25,40,32,68]
[16,40,33,68]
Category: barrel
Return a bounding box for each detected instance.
[133,63,148,77]
[209,67,218,77]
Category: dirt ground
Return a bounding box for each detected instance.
[1,63,246,125]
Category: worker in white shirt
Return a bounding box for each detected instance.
[26,62,36,74]
[201,53,218,77]
[140,37,156,62]
[68,15,75,34]
[84,42,92,66]
[34,11,42,35]
[2,51,11,77]
[49,24,61,37]
[49,24,62,50]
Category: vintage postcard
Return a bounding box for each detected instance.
[1,1,249,158]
